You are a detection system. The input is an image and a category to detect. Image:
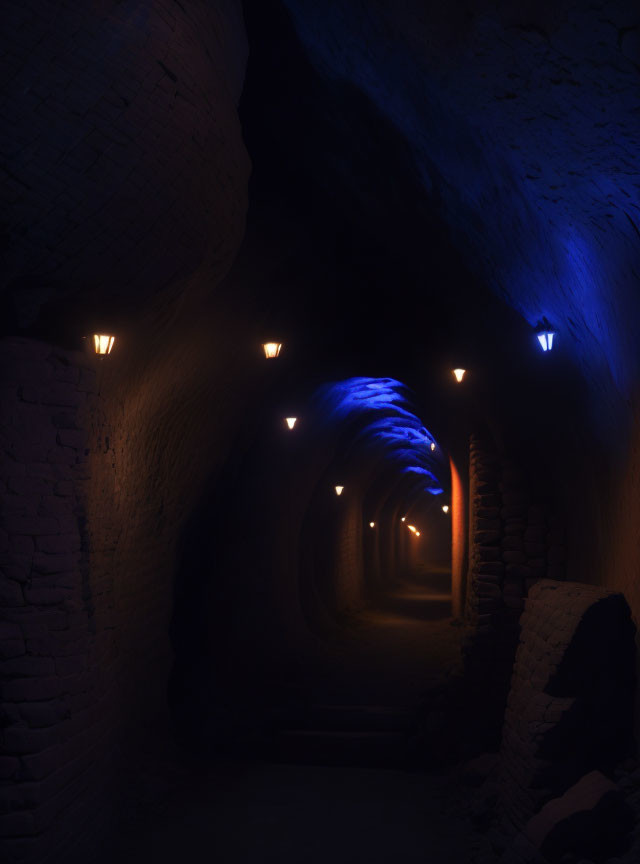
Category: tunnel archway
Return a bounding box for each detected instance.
[168,372,465,757]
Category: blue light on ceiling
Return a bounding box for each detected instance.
[282,0,640,439]
[317,377,444,496]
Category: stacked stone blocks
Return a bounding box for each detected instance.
[496,580,635,845]
[0,338,115,863]
[467,434,566,636]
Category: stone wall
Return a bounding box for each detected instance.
[1,0,248,331]
[462,434,566,750]
[333,491,365,613]
[0,338,114,863]
[466,434,566,633]
[496,580,635,845]
[0,282,270,859]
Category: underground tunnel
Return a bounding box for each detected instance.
[2,1,640,863]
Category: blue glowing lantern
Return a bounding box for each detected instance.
[536,321,556,352]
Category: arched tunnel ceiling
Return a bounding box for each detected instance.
[2,0,638,446]
[258,0,640,433]
[313,376,447,502]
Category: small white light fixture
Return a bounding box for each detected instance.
[93,334,115,355]
[442,505,450,514]
[369,521,375,528]
[285,417,297,429]
[401,517,406,522]
[263,342,282,359]
[536,320,556,352]
[335,485,344,496]
[415,531,421,537]
[430,442,436,451]
[407,524,417,533]
[452,368,466,383]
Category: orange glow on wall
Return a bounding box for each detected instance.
[450,456,465,619]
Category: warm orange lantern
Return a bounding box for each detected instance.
[263,342,282,358]
[93,334,115,355]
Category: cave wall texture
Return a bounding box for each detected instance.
[1,0,249,332]
[1,1,255,858]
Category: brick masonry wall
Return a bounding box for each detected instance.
[0,279,272,858]
[462,434,567,750]
[466,434,566,634]
[334,491,365,613]
[0,338,114,863]
[495,579,635,844]
[0,4,256,853]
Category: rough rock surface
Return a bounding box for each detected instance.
[1,0,249,330]
[496,580,635,841]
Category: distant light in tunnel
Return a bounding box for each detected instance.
[452,368,466,383]
[369,521,375,528]
[430,442,436,451]
[93,334,115,355]
[285,417,297,429]
[536,322,556,352]
[335,485,344,496]
[442,505,450,514]
[263,342,282,358]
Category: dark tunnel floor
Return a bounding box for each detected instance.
[100,570,495,864]
[107,758,496,864]
[304,568,462,708]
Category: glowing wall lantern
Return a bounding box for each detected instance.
[407,524,417,533]
[430,442,436,451]
[335,485,344,496]
[93,334,115,356]
[401,517,406,522]
[442,505,450,514]
[369,521,375,529]
[263,342,282,358]
[536,322,556,352]
[285,417,297,429]
[452,368,466,383]
[415,531,421,537]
